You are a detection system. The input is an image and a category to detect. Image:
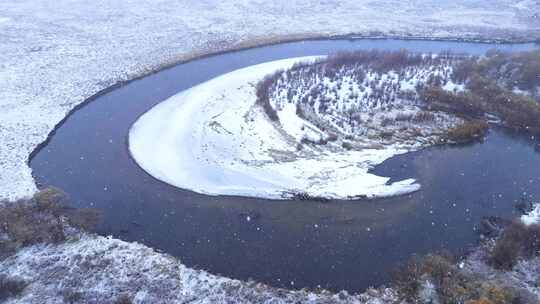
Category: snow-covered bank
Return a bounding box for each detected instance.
[0,234,399,304]
[1,0,540,201]
[129,57,422,199]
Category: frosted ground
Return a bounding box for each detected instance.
[1,0,540,302]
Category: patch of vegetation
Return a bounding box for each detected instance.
[290,191,329,202]
[114,294,134,304]
[489,220,540,270]
[412,111,436,123]
[257,48,540,145]
[0,187,101,259]
[420,87,485,118]
[341,141,353,150]
[256,70,283,122]
[446,120,489,144]
[394,254,519,304]
[0,275,27,301]
[255,49,460,126]
[62,289,83,304]
[424,50,540,137]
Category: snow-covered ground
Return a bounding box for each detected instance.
[1,0,540,201]
[0,233,399,304]
[522,203,540,225]
[129,57,427,199]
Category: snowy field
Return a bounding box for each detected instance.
[129,57,423,200]
[0,234,399,304]
[1,0,539,201]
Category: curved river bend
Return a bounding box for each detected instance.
[31,39,540,292]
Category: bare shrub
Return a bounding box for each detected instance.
[114,294,133,304]
[465,299,495,304]
[62,289,83,304]
[395,253,518,304]
[490,237,521,271]
[255,72,282,122]
[341,142,353,150]
[395,113,413,122]
[66,208,102,232]
[0,200,65,258]
[326,49,425,73]
[380,117,394,127]
[490,220,540,270]
[420,87,484,117]
[379,131,394,140]
[412,111,435,123]
[33,186,67,213]
[0,275,27,301]
[0,187,101,259]
[446,120,488,144]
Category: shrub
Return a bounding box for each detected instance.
[393,256,424,301]
[255,72,282,122]
[395,254,451,295]
[66,208,101,232]
[290,192,329,202]
[395,113,413,122]
[0,275,27,301]
[420,87,484,117]
[490,238,521,270]
[0,187,101,259]
[33,186,67,213]
[114,294,133,304]
[62,289,83,304]
[465,299,494,304]
[394,253,519,304]
[379,131,394,140]
[0,199,65,258]
[342,142,353,150]
[380,117,394,127]
[412,111,436,122]
[446,120,488,144]
[489,220,540,270]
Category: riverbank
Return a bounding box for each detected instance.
[1,190,539,303]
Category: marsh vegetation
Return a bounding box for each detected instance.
[257,49,540,147]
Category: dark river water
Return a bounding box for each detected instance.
[30,39,540,293]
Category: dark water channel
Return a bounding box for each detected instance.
[30,39,540,292]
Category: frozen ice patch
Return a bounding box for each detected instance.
[522,203,540,225]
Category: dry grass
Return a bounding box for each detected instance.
[394,253,517,304]
[0,187,101,259]
[446,120,488,144]
[489,220,540,270]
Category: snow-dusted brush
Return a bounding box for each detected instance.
[258,50,467,150]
